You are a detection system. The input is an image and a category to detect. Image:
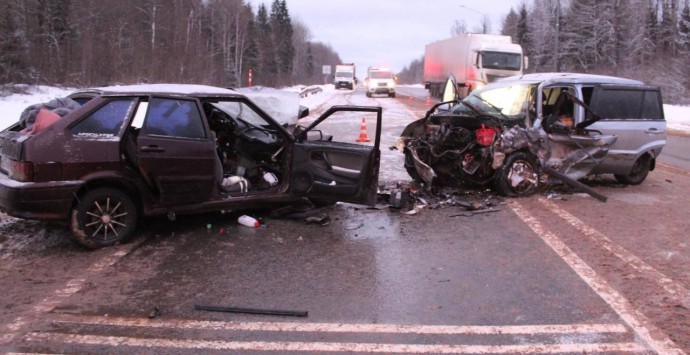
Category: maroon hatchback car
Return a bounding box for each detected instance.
[0,84,382,249]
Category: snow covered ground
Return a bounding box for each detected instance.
[1,84,689,133]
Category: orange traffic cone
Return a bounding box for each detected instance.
[356,117,370,142]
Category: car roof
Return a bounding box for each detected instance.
[71,84,243,97]
[496,72,644,86]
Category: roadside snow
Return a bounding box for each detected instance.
[1,84,689,134]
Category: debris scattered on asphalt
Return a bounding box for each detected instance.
[194,304,308,317]
[451,208,502,217]
[305,215,331,226]
[148,307,162,319]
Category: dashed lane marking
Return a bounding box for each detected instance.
[539,197,690,306]
[509,201,684,355]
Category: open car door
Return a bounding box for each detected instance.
[290,106,382,206]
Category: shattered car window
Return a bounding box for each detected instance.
[214,101,267,127]
[463,83,533,121]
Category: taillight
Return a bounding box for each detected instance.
[1,158,34,182]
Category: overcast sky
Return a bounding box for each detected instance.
[248,0,524,78]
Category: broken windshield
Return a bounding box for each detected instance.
[459,83,534,123]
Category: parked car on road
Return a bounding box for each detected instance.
[399,73,666,196]
[0,84,382,249]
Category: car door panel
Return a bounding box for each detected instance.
[136,96,218,205]
[291,106,382,206]
[587,85,666,173]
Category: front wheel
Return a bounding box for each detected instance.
[614,154,651,185]
[494,151,539,197]
[71,188,138,249]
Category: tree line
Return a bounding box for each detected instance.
[0,0,342,89]
[397,0,690,104]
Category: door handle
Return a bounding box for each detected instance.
[140,145,165,153]
[645,128,663,134]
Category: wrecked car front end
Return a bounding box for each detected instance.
[399,78,618,199]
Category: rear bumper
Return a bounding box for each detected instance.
[0,172,82,220]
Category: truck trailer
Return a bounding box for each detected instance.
[424,34,526,98]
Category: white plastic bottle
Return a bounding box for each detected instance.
[238,215,260,227]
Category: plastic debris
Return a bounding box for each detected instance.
[238,215,260,227]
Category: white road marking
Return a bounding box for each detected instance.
[0,247,136,344]
[26,332,647,354]
[509,201,684,355]
[50,314,628,335]
[539,197,690,305]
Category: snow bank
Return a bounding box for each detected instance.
[1,86,75,130]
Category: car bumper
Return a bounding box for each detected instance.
[367,87,395,94]
[0,171,83,220]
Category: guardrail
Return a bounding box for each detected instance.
[299,86,323,98]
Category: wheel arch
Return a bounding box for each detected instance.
[71,178,144,219]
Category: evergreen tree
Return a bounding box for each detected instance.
[516,4,531,56]
[270,0,294,86]
[501,8,519,42]
[255,3,277,86]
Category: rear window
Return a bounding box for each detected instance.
[590,87,663,120]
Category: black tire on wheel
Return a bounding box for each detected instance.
[494,151,539,197]
[366,92,372,98]
[614,154,651,185]
[70,188,138,249]
[389,93,396,98]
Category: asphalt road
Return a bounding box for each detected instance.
[0,88,688,354]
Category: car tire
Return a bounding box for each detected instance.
[70,188,138,249]
[494,151,539,197]
[389,93,396,98]
[366,92,372,98]
[614,154,651,185]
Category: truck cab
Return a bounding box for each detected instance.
[334,63,356,90]
[365,67,396,98]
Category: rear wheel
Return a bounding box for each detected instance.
[494,151,539,197]
[71,188,138,249]
[614,154,651,185]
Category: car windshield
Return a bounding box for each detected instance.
[481,51,522,71]
[370,71,392,79]
[456,83,535,122]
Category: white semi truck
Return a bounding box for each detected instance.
[334,63,356,90]
[424,34,526,98]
